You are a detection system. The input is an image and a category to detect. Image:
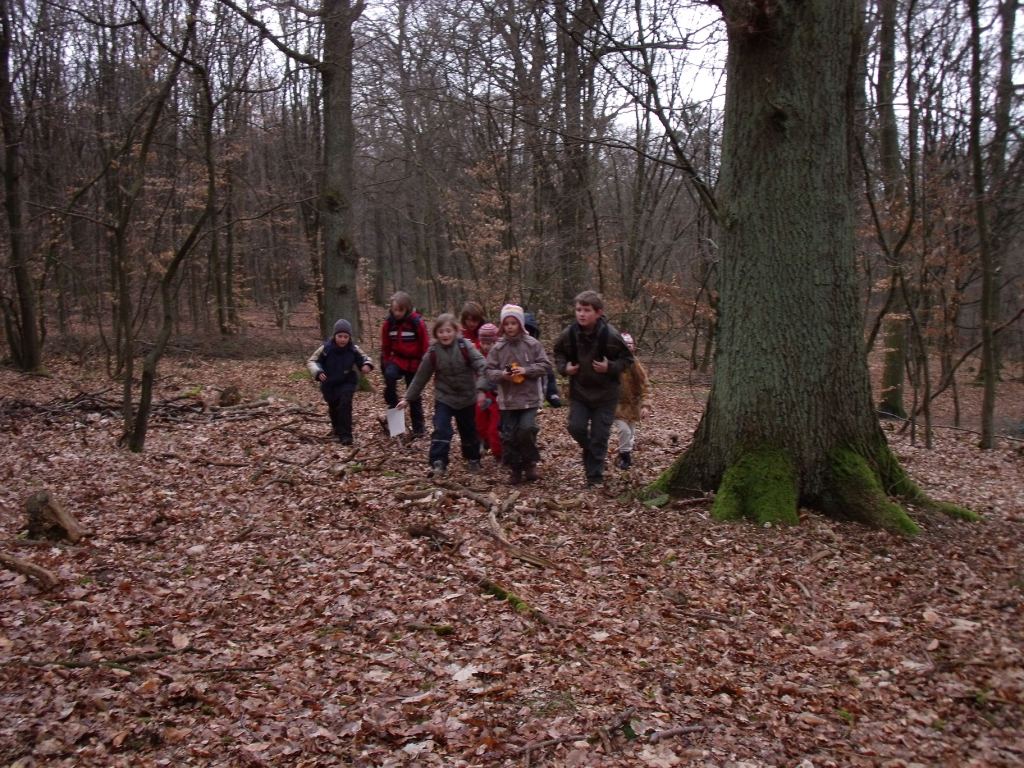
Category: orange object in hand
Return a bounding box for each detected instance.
[507,362,526,384]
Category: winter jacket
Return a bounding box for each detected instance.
[405,337,487,410]
[615,358,649,422]
[307,338,373,402]
[380,312,429,374]
[484,333,553,410]
[553,317,634,406]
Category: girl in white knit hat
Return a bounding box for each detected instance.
[483,304,554,484]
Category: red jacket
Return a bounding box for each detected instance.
[380,312,429,373]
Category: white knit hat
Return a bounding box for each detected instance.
[499,304,525,330]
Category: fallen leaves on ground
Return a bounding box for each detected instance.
[0,347,1021,767]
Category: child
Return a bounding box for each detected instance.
[399,314,487,476]
[474,323,502,461]
[524,311,563,407]
[485,304,554,484]
[307,319,374,446]
[613,333,649,469]
[553,290,634,486]
[380,291,429,436]
[460,301,487,347]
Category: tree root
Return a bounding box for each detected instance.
[874,446,979,521]
[711,448,799,526]
[820,447,919,534]
[653,438,976,535]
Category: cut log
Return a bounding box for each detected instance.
[0,551,59,589]
[25,490,86,543]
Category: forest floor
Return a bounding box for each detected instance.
[1,314,1022,767]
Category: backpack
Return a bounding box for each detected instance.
[387,312,422,331]
[429,338,472,368]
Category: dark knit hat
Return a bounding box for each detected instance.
[333,318,353,336]
[478,322,499,341]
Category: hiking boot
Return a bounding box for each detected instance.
[586,475,603,488]
[523,462,539,482]
[430,460,446,477]
[615,452,631,469]
[547,394,562,408]
[339,436,353,446]
[467,460,482,473]
[508,465,523,485]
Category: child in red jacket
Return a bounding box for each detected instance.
[380,291,429,436]
[474,323,502,461]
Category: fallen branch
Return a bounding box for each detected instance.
[496,707,637,761]
[648,723,707,743]
[477,577,553,625]
[5,646,205,670]
[0,551,59,590]
[436,480,564,571]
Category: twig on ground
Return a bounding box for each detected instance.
[0,551,60,589]
[496,707,637,761]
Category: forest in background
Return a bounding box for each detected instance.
[0,1,1020,411]
[2,2,1023,762]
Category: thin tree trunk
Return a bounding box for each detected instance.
[968,0,997,448]
[0,0,42,370]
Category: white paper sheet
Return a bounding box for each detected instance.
[386,408,406,437]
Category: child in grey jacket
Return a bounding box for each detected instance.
[399,313,487,476]
[484,304,554,484]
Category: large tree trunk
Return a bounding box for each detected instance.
[319,0,363,338]
[659,0,967,533]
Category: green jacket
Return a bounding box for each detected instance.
[405,338,487,410]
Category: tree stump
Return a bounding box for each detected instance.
[218,385,241,407]
[26,490,86,542]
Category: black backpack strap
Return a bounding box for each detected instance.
[597,322,610,360]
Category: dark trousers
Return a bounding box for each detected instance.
[544,375,560,402]
[500,408,540,468]
[326,389,355,441]
[383,362,425,433]
[429,401,480,467]
[567,399,617,481]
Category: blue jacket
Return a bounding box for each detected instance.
[307,339,373,401]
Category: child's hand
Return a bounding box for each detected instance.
[396,399,409,411]
[361,364,372,373]
[641,405,651,419]
[565,362,580,376]
[317,372,327,382]
[477,392,492,410]
[593,357,609,373]
[503,364,525,383]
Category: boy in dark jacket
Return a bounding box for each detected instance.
[307,319,374,445]
[380,291,429,436]
[553,290,634,486]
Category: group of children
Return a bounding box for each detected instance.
[307,290,649,487]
